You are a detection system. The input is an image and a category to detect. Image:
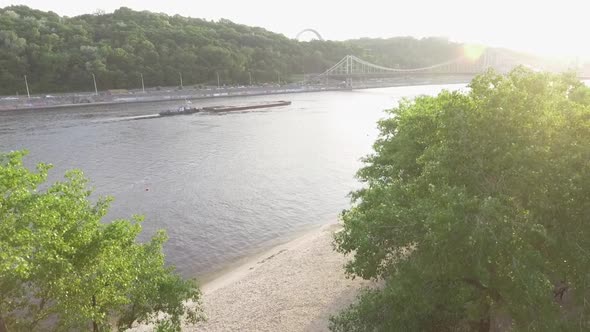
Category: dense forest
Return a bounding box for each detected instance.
[0,6,463,95]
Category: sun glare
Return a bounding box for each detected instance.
[463,44,486,61]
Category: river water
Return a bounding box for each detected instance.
[0,84,465,278]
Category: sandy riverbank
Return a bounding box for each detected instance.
[194,223,372,332]
[131,223,372,331]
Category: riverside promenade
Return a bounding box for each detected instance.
[0,84,332,111]
[0,76,472,112]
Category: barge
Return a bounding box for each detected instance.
[202,100,291,112]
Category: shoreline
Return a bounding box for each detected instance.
[200,223,339,294]
[196,223,324,288]
[0,77,471,113]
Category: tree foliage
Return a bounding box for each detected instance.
[332,69,590,331]
[349,36,462,69]
[0,151,203,331]
[0,6,465,94]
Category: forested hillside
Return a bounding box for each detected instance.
[0,6,464,94]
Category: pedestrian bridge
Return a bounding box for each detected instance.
[306,50,589,86]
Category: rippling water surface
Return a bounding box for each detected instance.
[0,84,465,277]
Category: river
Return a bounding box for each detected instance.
[0,84,465,278]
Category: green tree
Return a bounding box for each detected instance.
[0,151,203,331]
[332,69,590,331]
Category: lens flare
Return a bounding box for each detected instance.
[463,44,486,61]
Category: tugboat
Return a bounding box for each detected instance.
[159,101,201,116]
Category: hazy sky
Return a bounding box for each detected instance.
[2,0,589,59]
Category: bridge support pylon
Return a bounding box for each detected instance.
[346,77,353,89]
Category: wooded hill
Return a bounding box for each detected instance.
[0,6,481,94]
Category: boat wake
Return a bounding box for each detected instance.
[119,114,162,121]
[86,114,162,125]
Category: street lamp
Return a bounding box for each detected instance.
[91,73,98,96]
[24,75,30,98]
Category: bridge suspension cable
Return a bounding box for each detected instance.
[317,54,481,78]
[347,55,464,73]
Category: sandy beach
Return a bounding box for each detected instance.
[132,223,371,331]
